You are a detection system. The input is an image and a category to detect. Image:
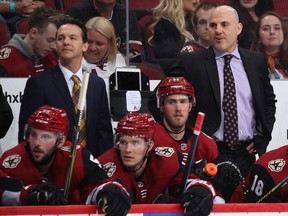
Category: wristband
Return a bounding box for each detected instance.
[10,2,15,14]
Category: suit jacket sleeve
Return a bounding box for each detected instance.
[245,50,276,155]
[18,76,45,142]
[0,84,13,138]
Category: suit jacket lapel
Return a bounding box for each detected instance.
[204,47,221,109]
[52,65,76,121]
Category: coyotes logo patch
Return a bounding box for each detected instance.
[2,154,21,168]
[268,159,285,172]
[103,162,116,177]
[155,147,174,157]
[0,47,11,59]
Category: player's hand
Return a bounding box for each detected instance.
[96,183,131,216]
[28,183,67,205]
[180,186,213,216]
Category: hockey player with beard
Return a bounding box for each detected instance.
[154,76,218,165]
[0,105,131,216]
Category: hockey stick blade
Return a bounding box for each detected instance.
[0,176,24,191]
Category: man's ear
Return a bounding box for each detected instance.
[148,140,154,152]
[56,135,66,149]
[29,28,38,39]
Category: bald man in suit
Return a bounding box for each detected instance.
[170,5,276,178]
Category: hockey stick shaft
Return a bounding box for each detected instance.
[63,71,90,199]
[256,176,288,203]
[179,112,205,196]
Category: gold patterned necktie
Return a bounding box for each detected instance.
[71,75,87,147]
[222,54,238,148]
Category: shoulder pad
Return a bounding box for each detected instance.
[154,147,175,157]
[0,47,12,59]
[268,158,286,172]
[103,162,117,177]
[60,145,80,152]
[2,154,21,168]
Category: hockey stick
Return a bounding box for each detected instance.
[179,112,205,196]
[256,176,288,203]
[63,71,90,199]
[0,176,24,192]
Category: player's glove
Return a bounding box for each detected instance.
[96,183,131,216]
[211,161,243,202]
[180,186,213,216]
[28,183,67,205]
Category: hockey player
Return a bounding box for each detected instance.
[0,105,131,216]
[98,112,216,216]
[154,77,244,203]
[154,76,218,165]
[0,7,59,77]
[230,145,288,203]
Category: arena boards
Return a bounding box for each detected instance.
[1,203,288,215]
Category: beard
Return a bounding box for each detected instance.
[164,115,185,132]
[28,143,57,166]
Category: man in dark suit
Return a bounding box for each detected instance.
[0,84,13,138]
[18,16,113,157]
[170,5,276,181]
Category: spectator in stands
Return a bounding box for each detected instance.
[82,16,126,98]
[150,0,195,60]
[66,0,140,48]
[229,0,274,49]
[185,0,201,40]
[98,111,215,215]
[0,84,13,139]
[0,0,45,34]
[251,11,288,79]
[181,2,217,52]
[0,7,60,77]
[0,105,131,216]
[149,0,198,72]
[18,16,113,158]
[231,144,288,202]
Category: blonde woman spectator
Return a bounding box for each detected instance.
[82,16,126,97]
[150,0,195,60]
[185,0,201,40]
[251,11,288,79]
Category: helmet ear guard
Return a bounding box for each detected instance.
[23,124,31,141]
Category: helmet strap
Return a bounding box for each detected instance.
[125,146,150,175]
[165,127,185,135]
